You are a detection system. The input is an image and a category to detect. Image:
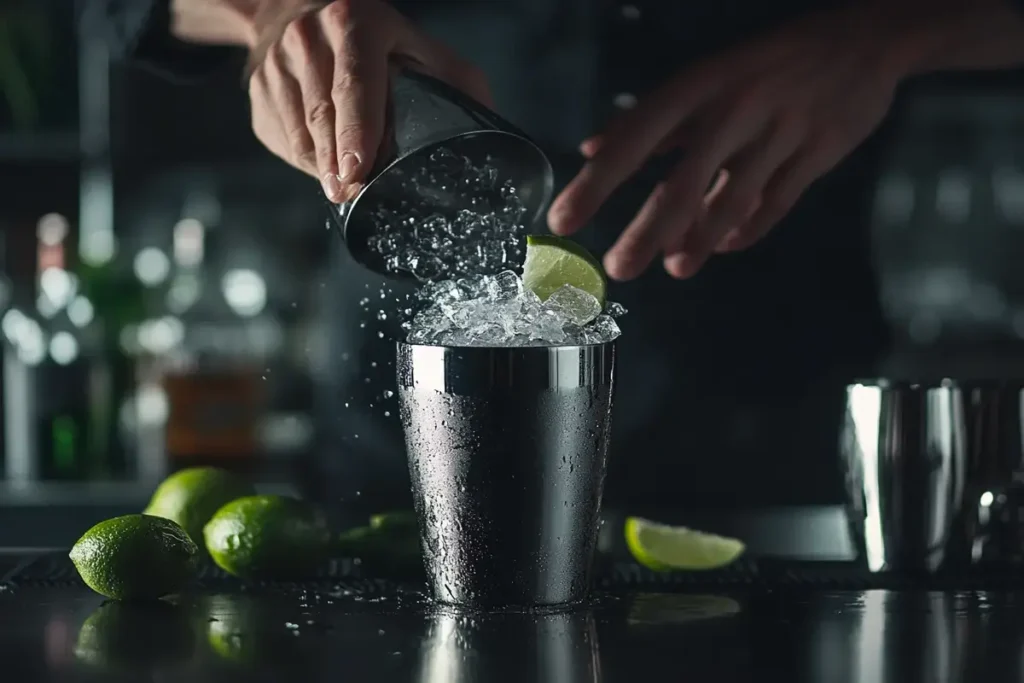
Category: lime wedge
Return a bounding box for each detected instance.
[625,517,745,571]
[522,235,607,305]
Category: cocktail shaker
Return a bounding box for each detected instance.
[397,340,616,608]
[327,69,554,279]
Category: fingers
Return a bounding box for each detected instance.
[602,106,767,281]
[601,149,717,280]
[716,143,838,254]
[248,0,495,205]
[249,76,292,166]
[318,3,392,202]
[259,50,318,176]
[601,182,673,280]
[580,120,693,160]
[598,169,719,281]
[663,119,802,278]
[714,149,825,253]
[316,0,492,202]
[280,18,343,197]
[548,83,702,236]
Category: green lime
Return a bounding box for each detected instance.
[203,495,332,579]
[337,519,422,575]
[143,467,255,548]
[70,514,198,600]
[369,510,417,534]
[624,517,745,571]
[522,234,607,305]
[75,601,195,672]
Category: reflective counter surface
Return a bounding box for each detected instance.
[3,580,1023,683]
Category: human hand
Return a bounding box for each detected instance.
[547,4,913,281]
[246,0,492,202]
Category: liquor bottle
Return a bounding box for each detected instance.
[161,217,264,473]
[3,214,94,481]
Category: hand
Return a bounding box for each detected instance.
[547,4,912,281]
[246,0,492,202]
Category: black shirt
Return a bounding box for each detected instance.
[88,0,898,507]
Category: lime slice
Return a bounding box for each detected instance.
[522,235,607,305]
[625,517,745,571]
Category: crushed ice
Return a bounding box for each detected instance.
[405,271,625,347]
[366,148,527,281]
[363,146,628,346]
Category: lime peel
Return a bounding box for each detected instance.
[522,235,607,305]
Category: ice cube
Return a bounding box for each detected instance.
[409,255,444,281]
[605,301,628,318]
[414,215,447,241]
[419,279,462,304]
[364,147,531,282]
[466,322,512,346]
[583,315,620,344]
[487,270,522,301]
[542,285,602,326]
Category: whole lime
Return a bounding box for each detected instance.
[143,467,255,547]
[70,514,198,600]
[203,495,332,579]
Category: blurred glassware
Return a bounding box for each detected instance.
[2,214,136,482]
[841,379,969,573]
[872,94,1024,347]
[158,215,267,474]
[961,381,1024,566]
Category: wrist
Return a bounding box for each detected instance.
[875,0,1024,77]
[882,5,961,78]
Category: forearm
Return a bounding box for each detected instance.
[169,0,261,47]
[169,0,325,49]
[887,0,1024,76]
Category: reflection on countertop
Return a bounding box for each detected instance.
[2,584,1023,682]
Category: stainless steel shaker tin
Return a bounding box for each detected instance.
[329,70,554,279]
[397,341,616,607]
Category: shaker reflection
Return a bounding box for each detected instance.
[844,591,978,683]
[418,608,601,683]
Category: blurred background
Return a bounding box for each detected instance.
[0,0,328,545]
[1,1,1023,551]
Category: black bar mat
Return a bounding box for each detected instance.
[1,554,401,594]
[6,553,1024,593]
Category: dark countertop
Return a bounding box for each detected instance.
[4,575,1024,682]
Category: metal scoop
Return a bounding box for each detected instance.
[325,69,554,280]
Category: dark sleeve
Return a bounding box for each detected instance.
[77,0,241,82]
